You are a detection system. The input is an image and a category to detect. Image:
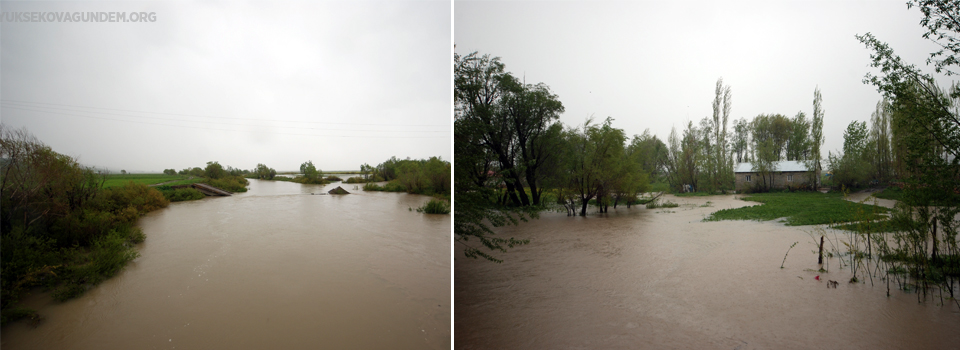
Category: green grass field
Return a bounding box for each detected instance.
[705,191,889,226]
[102,174,192,188]
[872,186,904,201]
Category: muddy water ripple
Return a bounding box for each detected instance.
[455,195,960,349]
[3,179,450,349]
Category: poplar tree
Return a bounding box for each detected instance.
[810,87,825,188]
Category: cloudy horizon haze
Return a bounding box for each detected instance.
[1,0,451,173]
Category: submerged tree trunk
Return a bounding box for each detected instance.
[931,217,939,263]
[502,181,523,207]
[579,194,594,216]
[818,235,824,265]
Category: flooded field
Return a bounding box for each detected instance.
[3,179,450,349]
[455,194,960,349]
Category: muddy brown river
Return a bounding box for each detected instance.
[455,194,960,349]
[2,179,450,349]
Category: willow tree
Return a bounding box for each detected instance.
[500,74,565,206]
[454,51,565,207]
[454,51,532,262]
[565,118,627,216]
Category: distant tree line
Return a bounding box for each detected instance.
[243,161,327,185]
[696,87,826,193]
[245,157,449,197]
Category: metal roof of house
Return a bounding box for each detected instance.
[734,160,811,173]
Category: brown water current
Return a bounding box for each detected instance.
[455,194,960,349]
[3,179,450,349]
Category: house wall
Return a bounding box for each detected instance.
[735,171,814,192]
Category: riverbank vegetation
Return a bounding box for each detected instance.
[155,185,205,202]
[197,161,249,192]
[362,156,450,197]
[417,198,451,214]
[344,176,367,184]
[0,126,170,324]
[842,0,958,303]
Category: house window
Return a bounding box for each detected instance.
[746,175,751,182]
[788,174,793,182]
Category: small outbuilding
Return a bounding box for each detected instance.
[734,160,817,192]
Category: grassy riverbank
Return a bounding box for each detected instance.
[705,191,889,226]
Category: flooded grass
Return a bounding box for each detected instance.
[417,198,450,214]
[832,219,908,233]
[645,199,678,209]
[872,186,904,201]
[705,191,889,225]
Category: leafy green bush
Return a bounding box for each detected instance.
[368,156,449,196]
[52,226,142,301]
[291,176,328,185]
[363,181,406,192]
[97,182,170,215]
[0,127,172,323]
[417,198,450,214]
[344,176,367,184]
[202,176,249,192]
[325,175,343,182]
[157,186,205,202]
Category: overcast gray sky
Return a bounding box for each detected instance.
[1,0,451,173]
[455,0,950,159]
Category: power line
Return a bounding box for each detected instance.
[0,99,449,127]
[0,102,446,133]
[1,105,449,139]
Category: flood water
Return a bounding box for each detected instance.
[455,194,960,349]
[2,179,450,349]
